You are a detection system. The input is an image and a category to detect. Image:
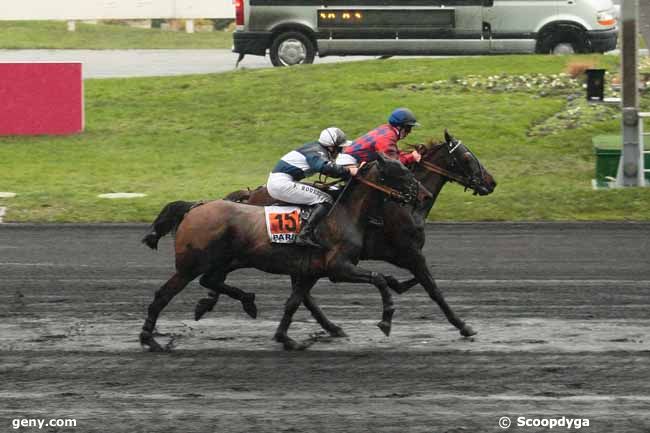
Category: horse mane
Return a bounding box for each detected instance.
[224,187,253,203]
[407,138,445,158]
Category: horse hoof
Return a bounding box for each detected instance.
[377,321,391,337]
[329,327,348,338]
[460,325,477,337]
[139,332,165,352]
[194,298,216,321]
[242,294,258,319]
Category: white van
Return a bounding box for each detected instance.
[232,0,618,67]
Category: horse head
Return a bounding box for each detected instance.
[416,130,496,196]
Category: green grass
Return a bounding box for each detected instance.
[1,54,649,222]
[0,21,233,49]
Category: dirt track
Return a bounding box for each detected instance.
[1,223,649,432]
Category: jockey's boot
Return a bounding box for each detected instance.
[294,202,331,248]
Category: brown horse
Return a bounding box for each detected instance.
[204,130,496,338]
[140,155,426,351]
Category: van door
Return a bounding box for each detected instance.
[317,0,490,56]
[484,0,559,53]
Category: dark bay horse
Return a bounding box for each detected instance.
[140,155,426,351]
[206,130,496,338]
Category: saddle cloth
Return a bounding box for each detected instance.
[264,206,302,244]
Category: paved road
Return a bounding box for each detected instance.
[1,223,649,432]
[0,49,380,78]
[2,47,644,80]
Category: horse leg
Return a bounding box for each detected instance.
[364,227,420,294]
[220,283,257,319]
[140,272,195,352]
[273,280,309,351]
[293,275,347,338]
[384,276,419,294]
[408,252,476,337]
[195,270,257,320]
[194,289,220,321]
[303,293,348,338]
[330,262,395,337]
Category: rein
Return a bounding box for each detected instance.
[355,176,410,202]
[419,160,471,186]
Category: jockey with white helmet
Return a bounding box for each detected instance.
[267,127,358,248]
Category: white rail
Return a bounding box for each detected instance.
[640,112,650,175]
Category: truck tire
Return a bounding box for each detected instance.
[270,31,315,67]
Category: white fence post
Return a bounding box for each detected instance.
[186,19,194,33]
[67,20,76,31]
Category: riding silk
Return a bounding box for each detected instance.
[267,173,333,206]
[264,205,302,243]
[343,124,416,165]
[271,141,349,181]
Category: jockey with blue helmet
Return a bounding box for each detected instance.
[337,108,422,166]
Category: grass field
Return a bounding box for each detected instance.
[0,21,233,49]
[1,54,649,222]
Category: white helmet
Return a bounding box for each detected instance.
[319,127,352,148]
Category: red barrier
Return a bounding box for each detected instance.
[0,62,84,135]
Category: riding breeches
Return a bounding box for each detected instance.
[267,172,333,205]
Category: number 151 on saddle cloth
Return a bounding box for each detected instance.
[264,206,303,244]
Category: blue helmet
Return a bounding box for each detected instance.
[388,108,420,128]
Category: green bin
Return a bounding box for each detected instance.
[593,135,650,181]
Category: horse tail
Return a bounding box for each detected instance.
[223,188,250,203]
[141,200,195,250]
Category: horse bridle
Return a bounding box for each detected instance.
[418,140,484,193]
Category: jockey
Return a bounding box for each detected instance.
[267,127,359,248]
[337,107,422,166]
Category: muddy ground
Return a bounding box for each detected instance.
[1,223,649,432]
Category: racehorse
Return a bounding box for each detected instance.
[200,130,496,338]
[140,155,428,351]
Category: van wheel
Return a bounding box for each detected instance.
[552,42,577,55]
[270,32,315,67]
[537,29,588,55]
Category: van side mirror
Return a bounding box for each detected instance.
[483,0,494,6]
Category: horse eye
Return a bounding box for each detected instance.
[462,152,472,161]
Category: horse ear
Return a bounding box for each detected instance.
[444,129,452,143]
[376,152,387,166]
